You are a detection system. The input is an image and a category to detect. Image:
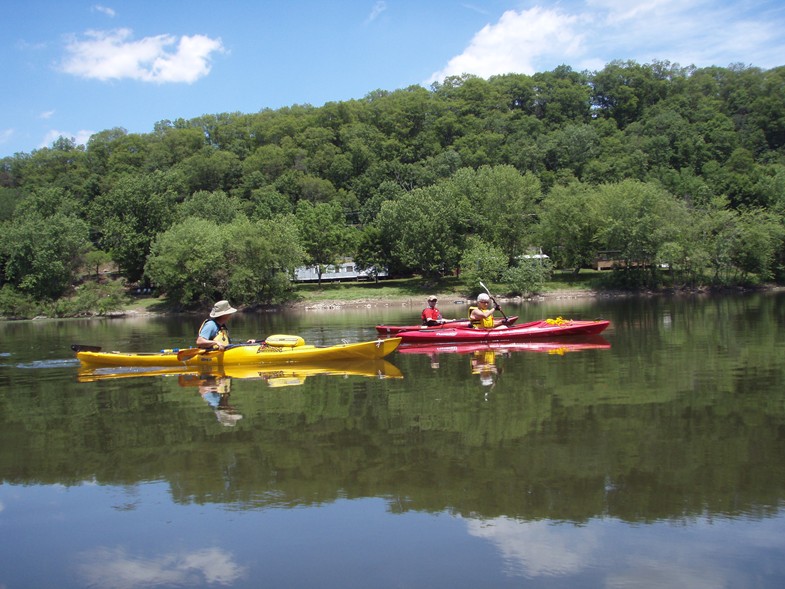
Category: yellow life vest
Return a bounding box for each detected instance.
[199,319,231,346]
[468,306,494,328]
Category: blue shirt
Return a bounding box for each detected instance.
[199,319,220,340]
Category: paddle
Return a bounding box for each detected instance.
[177,347,208,361]
[479,281,510,324]
[177,340,267,361]
[71,344,102,353]
[424,318,462,327]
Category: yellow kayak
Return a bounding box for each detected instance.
[72,335,402,368]
[77,358,403,385]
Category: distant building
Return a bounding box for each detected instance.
[293,259,388,282]
[594,251,659,270]
[517,247,550,263]
[595,250,622,271]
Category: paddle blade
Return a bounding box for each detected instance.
[71,344,102,353]
[176,348,206,361]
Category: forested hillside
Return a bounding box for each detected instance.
[2,59,785,317]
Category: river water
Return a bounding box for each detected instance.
[1,292,784,588]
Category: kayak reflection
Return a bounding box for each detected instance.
[76,358,404,385]
[399,335,611,386]
[398,335,611,358]
[77,359,403,424]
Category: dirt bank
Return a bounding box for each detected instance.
[287,288,604,310]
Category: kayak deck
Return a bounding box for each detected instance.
[395,319,610,343]
[74,337,402,368]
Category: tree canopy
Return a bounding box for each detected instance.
[2,60,785,315]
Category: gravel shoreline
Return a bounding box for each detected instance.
[115,284,780,317]
[289,288,602,310]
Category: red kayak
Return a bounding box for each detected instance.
[395,318,610,344]
[376,316,518,335]
[397,335,611,356]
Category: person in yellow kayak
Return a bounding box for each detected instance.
[469,293,500,328]
[421,295,445,326]
[196,300,239,350]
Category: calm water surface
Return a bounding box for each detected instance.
[1,293,785,588]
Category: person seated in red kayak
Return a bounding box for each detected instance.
[421,295,445,326]
[469,293,505,329]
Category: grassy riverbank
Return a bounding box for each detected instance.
[89,270,783,317]
[288,273,602,308]
[119,273,604,314]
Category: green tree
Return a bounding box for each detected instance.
[459,237,508,290]
[0,187,21,222]
[63,279,129,316]
[295,201,354,285]
[144,218,228,307]
[176,147,243,193]
[376,181,471,279]
[0,213,89,300]
[353,225,389,283]
[83,248,113,277]
[537,182,603,273]
[145,216,305,307]
[224,216,305,304]
[465,165,542,260]
[730,208,784,281]
[505,256,554,296]
[591,60,674,128]
[541,123,600,178]
[91,172,178,282]
[531,65,592,127]
[177,190,245,224]
[13,137,90,198]
[595,180,687,274]
[245,185,293,220]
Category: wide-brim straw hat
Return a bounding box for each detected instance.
[210,300,237,318]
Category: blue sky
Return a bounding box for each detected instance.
[2,0,784,158]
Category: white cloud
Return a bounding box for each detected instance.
[77,546,246,589]
[93,5,116,18]
[40,129,95,149]
[466,517,599,577]
[366,1,387,24]
[427,0,785,84]
[60,28,224,84]
[426,7,585,83]
[462,3,491,16]
[39,110,55,120]
[0,129,13,145]
[588,0,681,26]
